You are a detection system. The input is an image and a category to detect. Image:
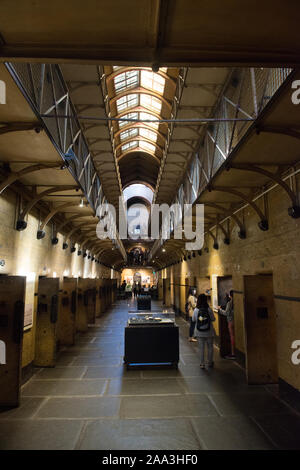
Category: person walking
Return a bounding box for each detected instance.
[193,294,216,368]
[218,290,235,360]
[187,287,197,342]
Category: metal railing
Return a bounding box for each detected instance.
[5,62,127,260]
[149,66,292,260]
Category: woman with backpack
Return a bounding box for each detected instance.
[187,287,197,342]
[193,294,216,368]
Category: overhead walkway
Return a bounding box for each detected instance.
[0,299,299,450]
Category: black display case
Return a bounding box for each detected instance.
[124,313,179,369]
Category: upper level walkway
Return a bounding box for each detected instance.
[0,299,299,450]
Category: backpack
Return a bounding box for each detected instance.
[196,307,211,332]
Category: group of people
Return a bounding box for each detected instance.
[187,287,235,369]
[120,280,157,298]
[128,249,149,266]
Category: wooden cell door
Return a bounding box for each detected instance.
[0,275,25,407]
[58,277,77,346]
[35,277,59,367]
[244,274,278,384]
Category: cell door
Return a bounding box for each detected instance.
[58,277,77,346]
[87,280,96,325]
[244,274,278,384]
[0,276,25,407]
[35,277,59,367]
[174,283,180,314]
[76,278,89,332]
[163,278,171,306]
[95,280,102,318]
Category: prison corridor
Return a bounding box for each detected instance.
[0,299,299,451]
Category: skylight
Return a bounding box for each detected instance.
[123,183,154,203]
[119,112,139,127]
[139,112,159,129]
[141,70,165,94]
[120,128,138,141]
[139,141,156,153]
[107,66,173,160]
[140,94,162,113]
[117,94,138,113]
[121,140,138,152]
[139,128,157,142]
[114,70,139,94]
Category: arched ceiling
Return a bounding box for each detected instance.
[118,151,159,189]
[104,66,178,192]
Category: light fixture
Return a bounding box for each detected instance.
[16,220,27,231]
[79,198,84,208]
[37,230,45,240]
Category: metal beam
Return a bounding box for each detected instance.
[229,163,299,211]
[0,122,42,135]
[17,185,79,230]
[0,163,62,195]
[212,186,268,230]
[37,203,80,238]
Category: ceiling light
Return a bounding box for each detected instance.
[79,198,84,208]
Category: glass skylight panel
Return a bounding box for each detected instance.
[139,128,157,142]
[139,112,159,129]
[141,71,165,94]
[116,94,138,113]
[139,141,156,153]
[118,112,138,128]
[114,70,139,94]
[120,128,138,141]
[140,94,162,113]
[123,184,154,203]
[121,140,138,152]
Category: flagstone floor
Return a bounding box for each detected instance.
[0,299,300,450]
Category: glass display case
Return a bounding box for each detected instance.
[127,310,176,325]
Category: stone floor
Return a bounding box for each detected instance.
[0,299,300,450]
